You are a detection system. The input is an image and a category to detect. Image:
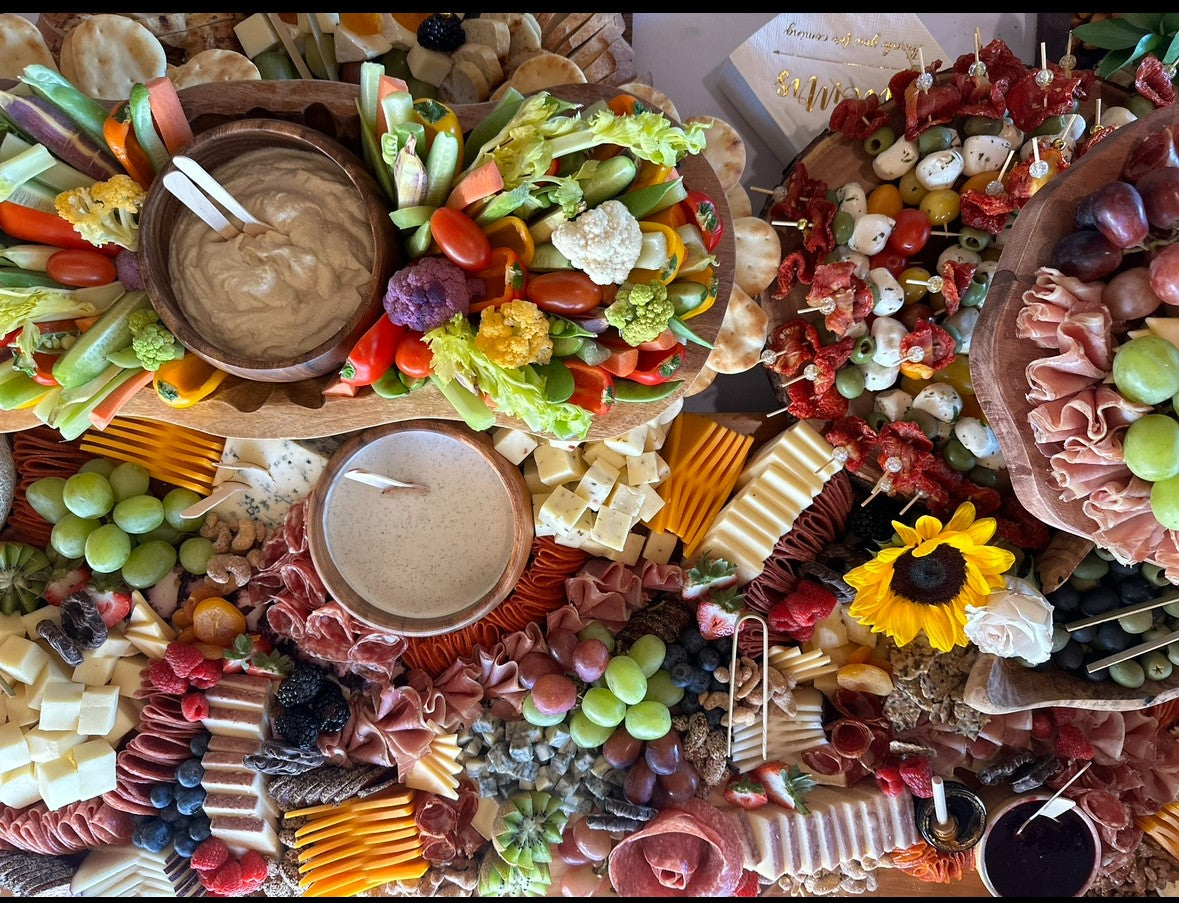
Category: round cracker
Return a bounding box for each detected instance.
[685,114,746,191]
[684,363,719,397]
[507,51,586,94]
[167,48,259,89]
[726,182,752,219]
[0,14,56,80]
[617,81,680,121]
[733,216,781,297]
[59,14,166,101]
[707,286,770,375]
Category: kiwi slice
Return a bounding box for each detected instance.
[0,542,50,615]
[478,853,550,897]
[491,791,567,871]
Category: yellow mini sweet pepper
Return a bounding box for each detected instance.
[153,354,227,409]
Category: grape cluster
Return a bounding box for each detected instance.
[1046,551,1176,688]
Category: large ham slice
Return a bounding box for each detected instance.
[1016,267,1107,347]
[1025,308,1113,403]
[1029,386,1151,446]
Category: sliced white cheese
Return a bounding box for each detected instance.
[642,531,678,566]
[110,656,148,697]
[72,654,120,687]
[492,428,539,466]
[103,698,140,746]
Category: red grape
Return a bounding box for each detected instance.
[1149,243,1179,305]
[556,834,592,866]
[602,726,643,769]
[1050,230,1123,282]
[1090,181,1149,249]
[624,758,657,805]
[657,761,700,802]
[547,629,578,670]
[531,673,578,716]
[1103,266,1164,320]
[869,247,908,277]
[561,865,608,897]
[518,651,562,689]
[572,817,613,862]
[1138,167,1179,231]
[573,639,610,682]
[643,731,683,776]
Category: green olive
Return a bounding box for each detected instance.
[942,322,965,352]
[964,116,1004,137]
[959,227,991,253]
[1144,562,1172,587]
[1127,93,1157,120]
[1164,601,1179,619]
[943,437,976,473]
[850,335,876,365]
[1073,552,1110,581]
[1051,625,1070,654]
[968,464,1001,488]
[960,274,991,308]
[898,169,928,206]
[1031,114,1070,138]
[835,366,866,400]
[826,188,840,205]
[1109,660,1146,689]
[1118,609,1154,635]
[833,210,856,246]
[1143,626,1173,644]
[904,408,939,439]
[866,410,890,431]
[1142,650,1174,682]
[1069,576,1099,592]
[863,125,896,156]
[918,125,956,154]
[1093,546,1117,561]
[824,251,841,265]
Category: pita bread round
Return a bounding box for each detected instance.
[733,216,782,297]
[684,363,719,397]
[0,14,56,80]
[59,14,166,101]
[617,82,680,122]
[685,115,746,191]
[726,182,752,219]
[507,52,586,94]
[167,49,259,89]
[707,286,770,375]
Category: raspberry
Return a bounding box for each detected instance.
[734,870,760,897]
[164,643,204,678]
[766,581,836,641]
[1055,723,1094,761]
[191,837,229,872]
[146,660,187,694]
[238,851,269,890]
[898,756,934,799]
[204,861,244,895]
[875,762,905,797]
[1051,706,1076,725]
[188,658,224,690]
[181,691,210,722]
[1031,711,1054,740]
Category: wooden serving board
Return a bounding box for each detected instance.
[0,80,732,441]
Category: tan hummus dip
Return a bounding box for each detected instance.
[169,147,374,361]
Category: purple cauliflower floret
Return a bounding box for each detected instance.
[114,249,144,291]
[383,256,482,333]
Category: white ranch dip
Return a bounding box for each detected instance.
[324,430,515,620]
[169,147,373,361]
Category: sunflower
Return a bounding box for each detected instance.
[844,502,1015,653]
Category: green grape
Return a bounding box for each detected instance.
[50,513,100,559]
[577,621,615,654]
[78,457,116,477]
[140,523,182,545]
[1165,601,1179,619]
[643,669,684,707]
[1124,414,1179,481]
[1143,563,1172,587]
[1113,336,1179,404]
[62,471,114,519]
[1152,474,1179,530]
[522,693,565,727]
[162,488,205,532]
[26,477,68,524]
[604,656,647,705]
[569,711,613,748]
[1168,641,1179,666]
[1142,650,1173,682]
[624,700,672,741]
[1118,609,1154,635]
[1072,553,1109,581]
[627,635,666,678]
[109,462,150,502]
[84,523,132,574]
[580,687,626,728]
[1108,660,1145,689]
[1143,626,1173,644]
[120,540,177,590]
[179,537,216,575]
[112,495,165,535]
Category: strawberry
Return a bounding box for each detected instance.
[44,563,90,606]
[734,870,760,897]
[223,634,259,673]
[222,634,291,679]
[723,773,769,810]
[696,586,744,640]
[247,650,293,680]
[683,555,738,601]
[752,761,817,814]
[89,586,133,627]
[1031,710,1054,740]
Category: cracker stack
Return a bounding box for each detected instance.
[536,13,636,86]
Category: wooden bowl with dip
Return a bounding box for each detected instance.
[306,419,533,636]
[138,118,396,383]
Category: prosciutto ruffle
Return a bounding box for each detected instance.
[1084,476,1168,564]
[406,659,485,733]
[1015,267,1106,348]
[1028,386,1152,447]
[341,685,433,777]
[1025,308,1112,404]
[414,781,485,865]
[565,559,647,632]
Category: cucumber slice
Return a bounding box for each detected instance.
[423,131,460,208]
[406,221,433,259]
[528,208,569,245]
[463,88,524,168]
[390,205,435,230]
[619,178,688,220]
[254,50,297,80]
[529,244,573,272]
[581,156,637,208]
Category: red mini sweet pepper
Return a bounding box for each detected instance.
[339,314,405,387]
[564,359,616,415]
[470,247,527,313]
[628,342,686,386]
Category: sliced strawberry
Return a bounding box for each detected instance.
[683,554,739,601]
[696,586,744,640]
[44,564,90,606]
[89,586,133,627]
[222,634,256,674]
[246,650,293,680]
[753,761,818,814]
[723,773,769,810]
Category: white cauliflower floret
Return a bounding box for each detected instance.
[551,199,642,285]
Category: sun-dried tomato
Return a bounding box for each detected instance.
[808,262,873,338]
[1005,68,1082,133]
[786,379,848,420]
[938,260,977,317]
[1136,55,1176,109]
[765,317,820,378]
[959,188,1014,235]
[774,250,813,298]
[810,337,856,395]
[824,416,879,474]
[888,67,922,102]
[829,93,891,139]
[877,420,934,489]
[780,162,830,220]
[803,196,837,256]
[952,71,1009,119]
[1006,146,1067,208]
[899,319,956,380]
[952,38,1029,88]
[904,79,962,140]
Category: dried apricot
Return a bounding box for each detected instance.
[192,597,246,647]
[844,644,875,666]
[836,662,894,696]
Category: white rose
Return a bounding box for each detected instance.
[963,576,1054,664]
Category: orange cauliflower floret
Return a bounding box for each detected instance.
[474,300,553,368]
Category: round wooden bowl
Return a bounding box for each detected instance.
[138,118,396,383]
[305,418,534,637]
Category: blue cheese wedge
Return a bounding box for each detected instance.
[213,438,332,528]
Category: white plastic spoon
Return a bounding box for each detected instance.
[173,155,273,236]
[162,171,238,240]
[344,468,427,494]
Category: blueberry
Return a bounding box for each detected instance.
[1071,625,1097,644]
[158,801,184,823]
[189,733,211,757]
[1108,559,1140,578]
[1082,654,1109,682]
[149,782,174,809]
[188,814,212,842]
[175,786,206,816]
[663,644,687,669]
[1052,640,1085,671]
[669,662,694,688]
[1095,622,1130,653]
[678,692,701,714]
[697,647,721,672]
[133,819,173,854]
[679,627,707,655]
[712,636,733,659]
[704,707,723,728]
[1119,576,1153,606]
[173,831,199,858]
[688,669,712,694]
[175,758,204,788]
[710,674,726,692]
[1080,587,1119,616]
[1047,583,1080,614]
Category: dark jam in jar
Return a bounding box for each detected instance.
[983,800,1097,897]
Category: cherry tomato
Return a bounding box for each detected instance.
[526,271,603,316]
[897,303,934,331]
[430,207,491,272]
[394,331,434,379]
[682,190,723,252]
[869,248,908,277]
[887,208,932,257]
[46,249,118,287]
[866,184,903,218]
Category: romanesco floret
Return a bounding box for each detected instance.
[605,279,674,347]
[475,300,553,368]
[54,174,145,251]
[551,199,642,286]
[128,308,184,371]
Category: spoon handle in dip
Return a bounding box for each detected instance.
[344,468,427,493]
[179,480,251,519]
[163,171,239,241]
[173,155,273,236]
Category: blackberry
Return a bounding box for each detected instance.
[278,663,325,708]
[310,681,349,733]
[845,493,905,543]
[275,706,321,749]
[416,13,466,53]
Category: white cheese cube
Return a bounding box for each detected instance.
[78,686,120,736]
[534,445,584,486]
[590,507,635,552]
[604,426,648,458]
[523,460,545,495]
[333,25,392,62]
[72,655,120,687]
[71,739,117,800]
[626,452,661,486]
[91,633,133,658]
[38,682,83,732]
[0,763,39,808]
[26,728,84,763]
[574,460,620,511]
[642,531,678,566]
[0,635,49,685]
[407,43,453,86]
[606,532,645,566]
[644,423,669,452]
[555,510,596,550]
[21,605,61,638]
[0,612,24,641]
[233,12,285,58]
[493,428,539,466]
[103,699,140,747]
[0,721,31,772]
[582,443,627,472]
[636,485,666,523]
[4,688,36,727]
[654,454,671,483]
[606,483,645,519]
[530,493,551,524]
[538,486,590,532]
[27,656,72,709]
[578,538,616,558]
[36,757,79,811]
